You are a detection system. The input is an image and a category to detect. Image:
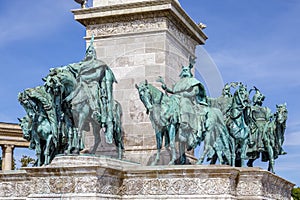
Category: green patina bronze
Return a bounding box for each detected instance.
[18,36,124,166]
[136,59,287,173]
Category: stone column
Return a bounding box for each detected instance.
[2,144,14,170]
[1,145,5,170]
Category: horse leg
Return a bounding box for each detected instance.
[91,124,101,154]
[216,149,224,164]
[35,140,42,166]
[117,142,123,160]
[231,139,236,167]
[247,159,255,167]
[115,129,123,160]
[65,128,74,155]
[240,139,249,167]
[178,141,187,165]
[266,142,275,173]
[151,130,162,166]
[105,78,114,144]
[223,148,232,166]
[75,113,86,154]
[209,154,218,164]
[268,159,275,174]
[177,127,188,164]
[168,124,176,165]
[196,144,208,165]
[44,135,53,165]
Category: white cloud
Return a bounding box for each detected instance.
[209,46,300,91]
[202,1,300,91]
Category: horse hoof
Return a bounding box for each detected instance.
[80,149,90,154]
[72,149,80,155]
[64,150,70,155]
[196,161,203,165]
[168,161,175,165]
[150,160,158,166]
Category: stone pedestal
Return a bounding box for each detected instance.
[0,156,294,199]
[72,0,207,165]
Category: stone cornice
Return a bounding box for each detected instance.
[0,122,22,136]
[0,122,29,147]
[72,0,207,44]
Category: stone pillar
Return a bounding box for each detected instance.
[1,145,5,170]
[1,144,14,170]
[72,0,207,165]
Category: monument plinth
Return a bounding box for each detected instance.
[72,0,207,164]
[0,156,294,199]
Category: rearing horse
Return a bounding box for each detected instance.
[18,87,56,166]
[136,81,179,165]
[226,84,250,167]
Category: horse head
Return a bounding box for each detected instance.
[275,103,288,124]
[18,116,32,141]
[44,68,76,97]
[233,84,250,108]
[18,91,38,119]
[136,80,153,114]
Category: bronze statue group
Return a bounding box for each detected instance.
[18,37,123,166]
[18,39,287,173]
[136,58,287,173]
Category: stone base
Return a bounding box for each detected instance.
[0,155,294,199]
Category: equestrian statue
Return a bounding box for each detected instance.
[18,36,124,166]
[136,58,288,173]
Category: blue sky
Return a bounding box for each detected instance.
[0,1,299,186]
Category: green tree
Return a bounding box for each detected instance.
[292,187,300,200]
[12,157,16,170]
[20,155,35,167]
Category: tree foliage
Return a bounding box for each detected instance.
[292,187,300,200]
[20,155,36,167]
[12,158,16,170]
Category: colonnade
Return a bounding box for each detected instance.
[0,122,29,171]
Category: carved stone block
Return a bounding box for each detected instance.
[0,156,293,199]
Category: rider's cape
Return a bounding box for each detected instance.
[173,77,206,103]
[172,77,207,132]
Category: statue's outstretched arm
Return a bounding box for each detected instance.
[157,76,174,94]
[162,84,174,94]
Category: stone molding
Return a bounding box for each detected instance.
[0,156,294,199]
[0,122,22,137]
[72,0,207,44]
[0,122,29,147]
[86,16,197,54]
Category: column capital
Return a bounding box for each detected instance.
[3,144,14,153]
